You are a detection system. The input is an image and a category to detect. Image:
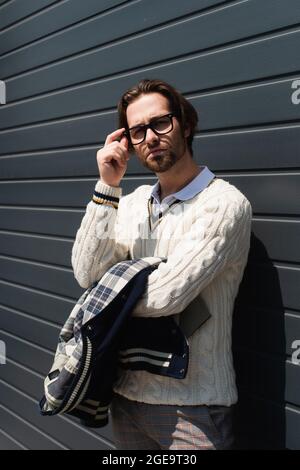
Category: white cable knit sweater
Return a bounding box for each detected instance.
[71,177,252,406]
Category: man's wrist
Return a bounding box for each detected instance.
[93,180,122,208]
[100,179,121,188]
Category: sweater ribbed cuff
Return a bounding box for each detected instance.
[92,180,122,209]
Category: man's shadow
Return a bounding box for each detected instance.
[232,232,286,449]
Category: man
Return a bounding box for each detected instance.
[71,79,252,450]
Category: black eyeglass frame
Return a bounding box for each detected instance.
[124,113,175,145]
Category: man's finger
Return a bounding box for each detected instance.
[105,128,125,145]
[120,135,128,150]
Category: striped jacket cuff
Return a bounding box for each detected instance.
[93,180,122,208]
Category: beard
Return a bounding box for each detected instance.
[137,147,185,173]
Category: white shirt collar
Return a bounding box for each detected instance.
[150,166,215,207]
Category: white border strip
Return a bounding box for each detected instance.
[0,80,6,104]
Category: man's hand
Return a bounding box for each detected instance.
[96,128,129,187]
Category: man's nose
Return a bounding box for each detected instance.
[145,127,159,144]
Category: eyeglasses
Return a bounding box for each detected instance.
[124,113,174,145]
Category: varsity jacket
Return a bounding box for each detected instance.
[39,257,205,428]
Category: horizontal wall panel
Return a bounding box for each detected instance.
[237,261,300,312]
[0,176,298,233]
[234,311,300,363]
[2,77,300,141]
[0,334,118,456]
[0,338,121,447]
[0,212,290,261]
[0,113,117,154]
[2,9,300,102]
[251,219,300,263]
[1,359,50,402]
[0,125,300,182]
[0,429,25,450]
[0,405,63,450]
[224,174,300,215]
[0,381,114,450]
[235,350,300,412]
[2,78,300,154]
[0,280,73,325]
[0,0,223,57]
[0,256,81,299]
[0,179,115,207]
[286,405,300,449]
[0,305,60,351]
[2,1,247,81]
[272,265,300,312]
[3,361,113,450]
[1,174,299,215]
[234,350,287,405]
[197,126,300,171]
[286,361,300,407]
[0,232,73,267]
[0,148,107,178]
[0,0,127,54]
[234,392,286,449]
[0,331,116,449]
[0,255,299,312]
[233,306,292,357]
[0,207,83,237]
[2,37,300,126]
[195,78,300,131]
[0,0,58,31]
[285,313,300,356]
[0,218,299,265]
[0,329,53,376]
[3,23,300,105]
[21,302,300,359]
[1,360,115,448]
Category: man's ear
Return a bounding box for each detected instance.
[184,125,191,139]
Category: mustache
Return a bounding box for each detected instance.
[147,147,168,157]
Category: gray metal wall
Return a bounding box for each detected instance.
[0,0,299,450]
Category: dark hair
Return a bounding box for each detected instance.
[117,79,198,154]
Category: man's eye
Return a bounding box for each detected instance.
[153,117,170,131]
[131,127,144,138]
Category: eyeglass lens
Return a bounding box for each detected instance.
[129,115,173,144]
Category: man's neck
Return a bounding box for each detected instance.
[157,155,202,201]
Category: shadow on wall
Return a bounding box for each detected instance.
[232,232,286,449]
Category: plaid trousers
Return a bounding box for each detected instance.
[110,393,234,450]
